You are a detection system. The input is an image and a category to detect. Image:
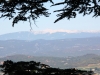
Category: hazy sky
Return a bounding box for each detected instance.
[0,0,100,35]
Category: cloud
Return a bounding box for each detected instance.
[31,29,100,34]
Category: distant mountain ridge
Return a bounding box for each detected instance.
[0,31,100,40]
[0,31,100,57]
[0,37,100,57]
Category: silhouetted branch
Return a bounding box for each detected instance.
[0,0,100,26]
[53,0,100,23]
[0,0,53,26]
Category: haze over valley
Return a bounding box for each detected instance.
[0,31,100,73]
[0,31,100,57]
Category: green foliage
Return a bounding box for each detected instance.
[0,60,94,75]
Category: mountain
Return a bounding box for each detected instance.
[0,31,100,40]
[0,54,100,69]
[0,31,100,57]
[0,37,100,57]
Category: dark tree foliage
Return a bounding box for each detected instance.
[53,0,100,23]
[0,0,100,26]
[0,60,94,75]
[0,0,53,26]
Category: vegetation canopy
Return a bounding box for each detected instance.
[0,60,94,75]
[0,0,100,26]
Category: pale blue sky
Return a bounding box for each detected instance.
[0,0,100,35]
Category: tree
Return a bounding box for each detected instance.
[0,0,100,26]
[0,60,94,75]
